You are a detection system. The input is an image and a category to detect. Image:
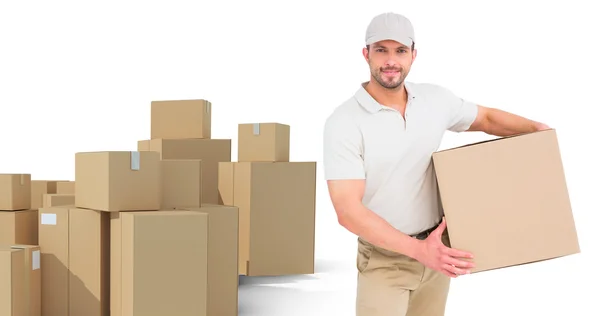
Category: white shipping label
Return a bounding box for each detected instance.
[41,213,57,225]
[32,250,40,270]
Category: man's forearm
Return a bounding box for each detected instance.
[338,203,423,259]
[482,107,546,137]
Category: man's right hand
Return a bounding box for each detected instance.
[414,217,476,278]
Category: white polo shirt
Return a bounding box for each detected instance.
[323,81,478,235]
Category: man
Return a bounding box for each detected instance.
[322,12,549,316]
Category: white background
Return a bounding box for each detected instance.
[1,0,598,315]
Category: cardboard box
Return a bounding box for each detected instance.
[0,209,38,246]
[31,180,61,210]
[218,161,316,276]
[38,206,110,316]
[238,123,290,162]
[161,159,202,209]
[432,129,580,273]
[11,245,41,316]
[151,99,212,139]
[138,139,231,204]
[43,194,75,208]
[0,248,26,316]
[111,211,209,316]
[57,181,75,195]
[0,174,31,211]
[182,204,239,316]
[75,151,161,212]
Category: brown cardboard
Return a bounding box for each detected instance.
[218,161,316,276]
[138,138,231,204]
[11,245,41,316]
[113,211,209,316]
[43,194,75,208]
[30,180,60,210]
[56,181,75,195]
[161,159,202,209]
[0,248,26,316]
[75,151,161,212]
[182,204,239,316]
[0,209,38,246]
[151,99,212,139]
[432,129,580,273]
[0,174,31,211]
[238,123,290,162]
[38,206,110,316]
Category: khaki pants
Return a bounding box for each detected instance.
[355,231,451,316]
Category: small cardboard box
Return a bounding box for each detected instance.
[238,123,290,162]
[432,129,580,273]
[0,174,31,211]
[151,99,212,139]
[75,151,161,212]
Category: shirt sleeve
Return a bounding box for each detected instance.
[441,87,479,133]
[322,112,366,180]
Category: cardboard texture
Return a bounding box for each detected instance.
[0,174,31,211]
[30,180,61,210]
[43,194,75,208]
[138,138,231,204]
[56,181,75,195]
[161,159,202,209]
[38,206,110,316]
[218,161,317,276]
[432,129,580,273]
[10,245,42,316]
[0,248,26,316]
[111,211,209,316]
[151,99,212,139]
[0,209,38,246]
[75,151,161,212]
[182,204,239,316]
[238,123,290,162]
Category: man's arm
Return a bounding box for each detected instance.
[468,105,550,136]
[327,179,422,258]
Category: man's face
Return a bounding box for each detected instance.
[363,40,416,90]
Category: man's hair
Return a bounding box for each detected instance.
[366,42,415,52]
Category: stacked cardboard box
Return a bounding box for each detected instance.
[219,123,317,276]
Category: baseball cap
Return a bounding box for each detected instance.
[365,12,415,48]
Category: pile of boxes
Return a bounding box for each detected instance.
[0,98,317,316]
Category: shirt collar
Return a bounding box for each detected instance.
[354,81,417,113]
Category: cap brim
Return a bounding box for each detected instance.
[366,34,413,48]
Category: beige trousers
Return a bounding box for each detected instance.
[355,231,451,316]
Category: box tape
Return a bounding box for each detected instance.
[253,123,260,135]
[130,151,141,171]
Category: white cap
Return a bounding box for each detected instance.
[365,12,415,47]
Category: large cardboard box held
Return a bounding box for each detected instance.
[138,139,231,204]
[218,161,316,276]
[432,129,580,273]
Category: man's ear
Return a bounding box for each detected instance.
[362,47,369,62]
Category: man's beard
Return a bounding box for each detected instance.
[371,64,406,90]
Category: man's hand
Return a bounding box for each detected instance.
[414,218,475,278]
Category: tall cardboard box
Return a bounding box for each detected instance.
[111,211,209,316]
[0,209,38,246]
[38,206,110,316]
[0,174,31,211]
[161,160,202,209]
[10,245,41,316]
[432,129,580,273]
[151,99,212,139]
[31,180,62,210]
[238,123,290,162]
[0,248,26,316]
[138,139,231,204]
[182,204,239,316]
[218,161,316,276]
[75,151,161,212]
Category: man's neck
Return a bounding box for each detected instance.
[364,79,408,112]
